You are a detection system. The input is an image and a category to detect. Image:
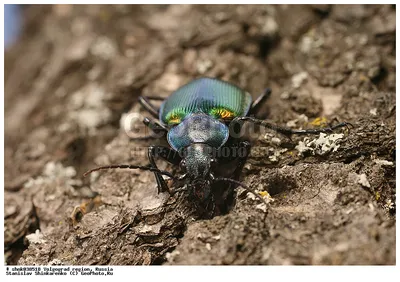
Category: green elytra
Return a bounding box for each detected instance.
[159,77,252,125]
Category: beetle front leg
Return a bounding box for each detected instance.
[223,141,251,198]
[233,141,252,176]
[212,141,252,209]
[148,145,182,193]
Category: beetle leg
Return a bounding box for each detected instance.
[249,88,271,115]
[148,146,182,193]
[212,141,251,211]
[169,185,187,196]
[232,141,252,176]
[138,96,160,118]
[286,121,353,136]
[222,141,251,198]
[207,195,216,218]
[143,117,168,132]
[231,116,352,139]
[130,118,168,141]
[130,134,161,141]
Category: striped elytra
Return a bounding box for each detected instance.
[159,77,252,125]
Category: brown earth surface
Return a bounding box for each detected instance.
[4,4,395,265]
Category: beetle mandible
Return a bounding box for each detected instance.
[84,77,350,212]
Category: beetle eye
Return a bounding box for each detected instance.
[179,160,186,171]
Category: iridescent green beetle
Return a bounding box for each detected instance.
[84,77,350,214]
[160,78,252,152]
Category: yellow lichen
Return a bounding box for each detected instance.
[359,74,369,81]
[310,117,328,127]
[259,191,271,198]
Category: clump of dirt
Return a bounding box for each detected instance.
[5,4,395,265]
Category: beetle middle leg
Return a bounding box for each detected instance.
[138,95,164,118]
[249,88,272,115]
[231,116,352,139]
[148,145,181,193]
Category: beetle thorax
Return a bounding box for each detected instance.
[167,113,229,152]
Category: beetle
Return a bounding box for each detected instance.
[84,77,350,214]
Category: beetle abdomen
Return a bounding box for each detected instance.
[160,77,252,125]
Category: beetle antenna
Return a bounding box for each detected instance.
[213,177,267,205]
[83,164,176,180]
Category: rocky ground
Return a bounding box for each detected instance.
[4,4,395,265]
